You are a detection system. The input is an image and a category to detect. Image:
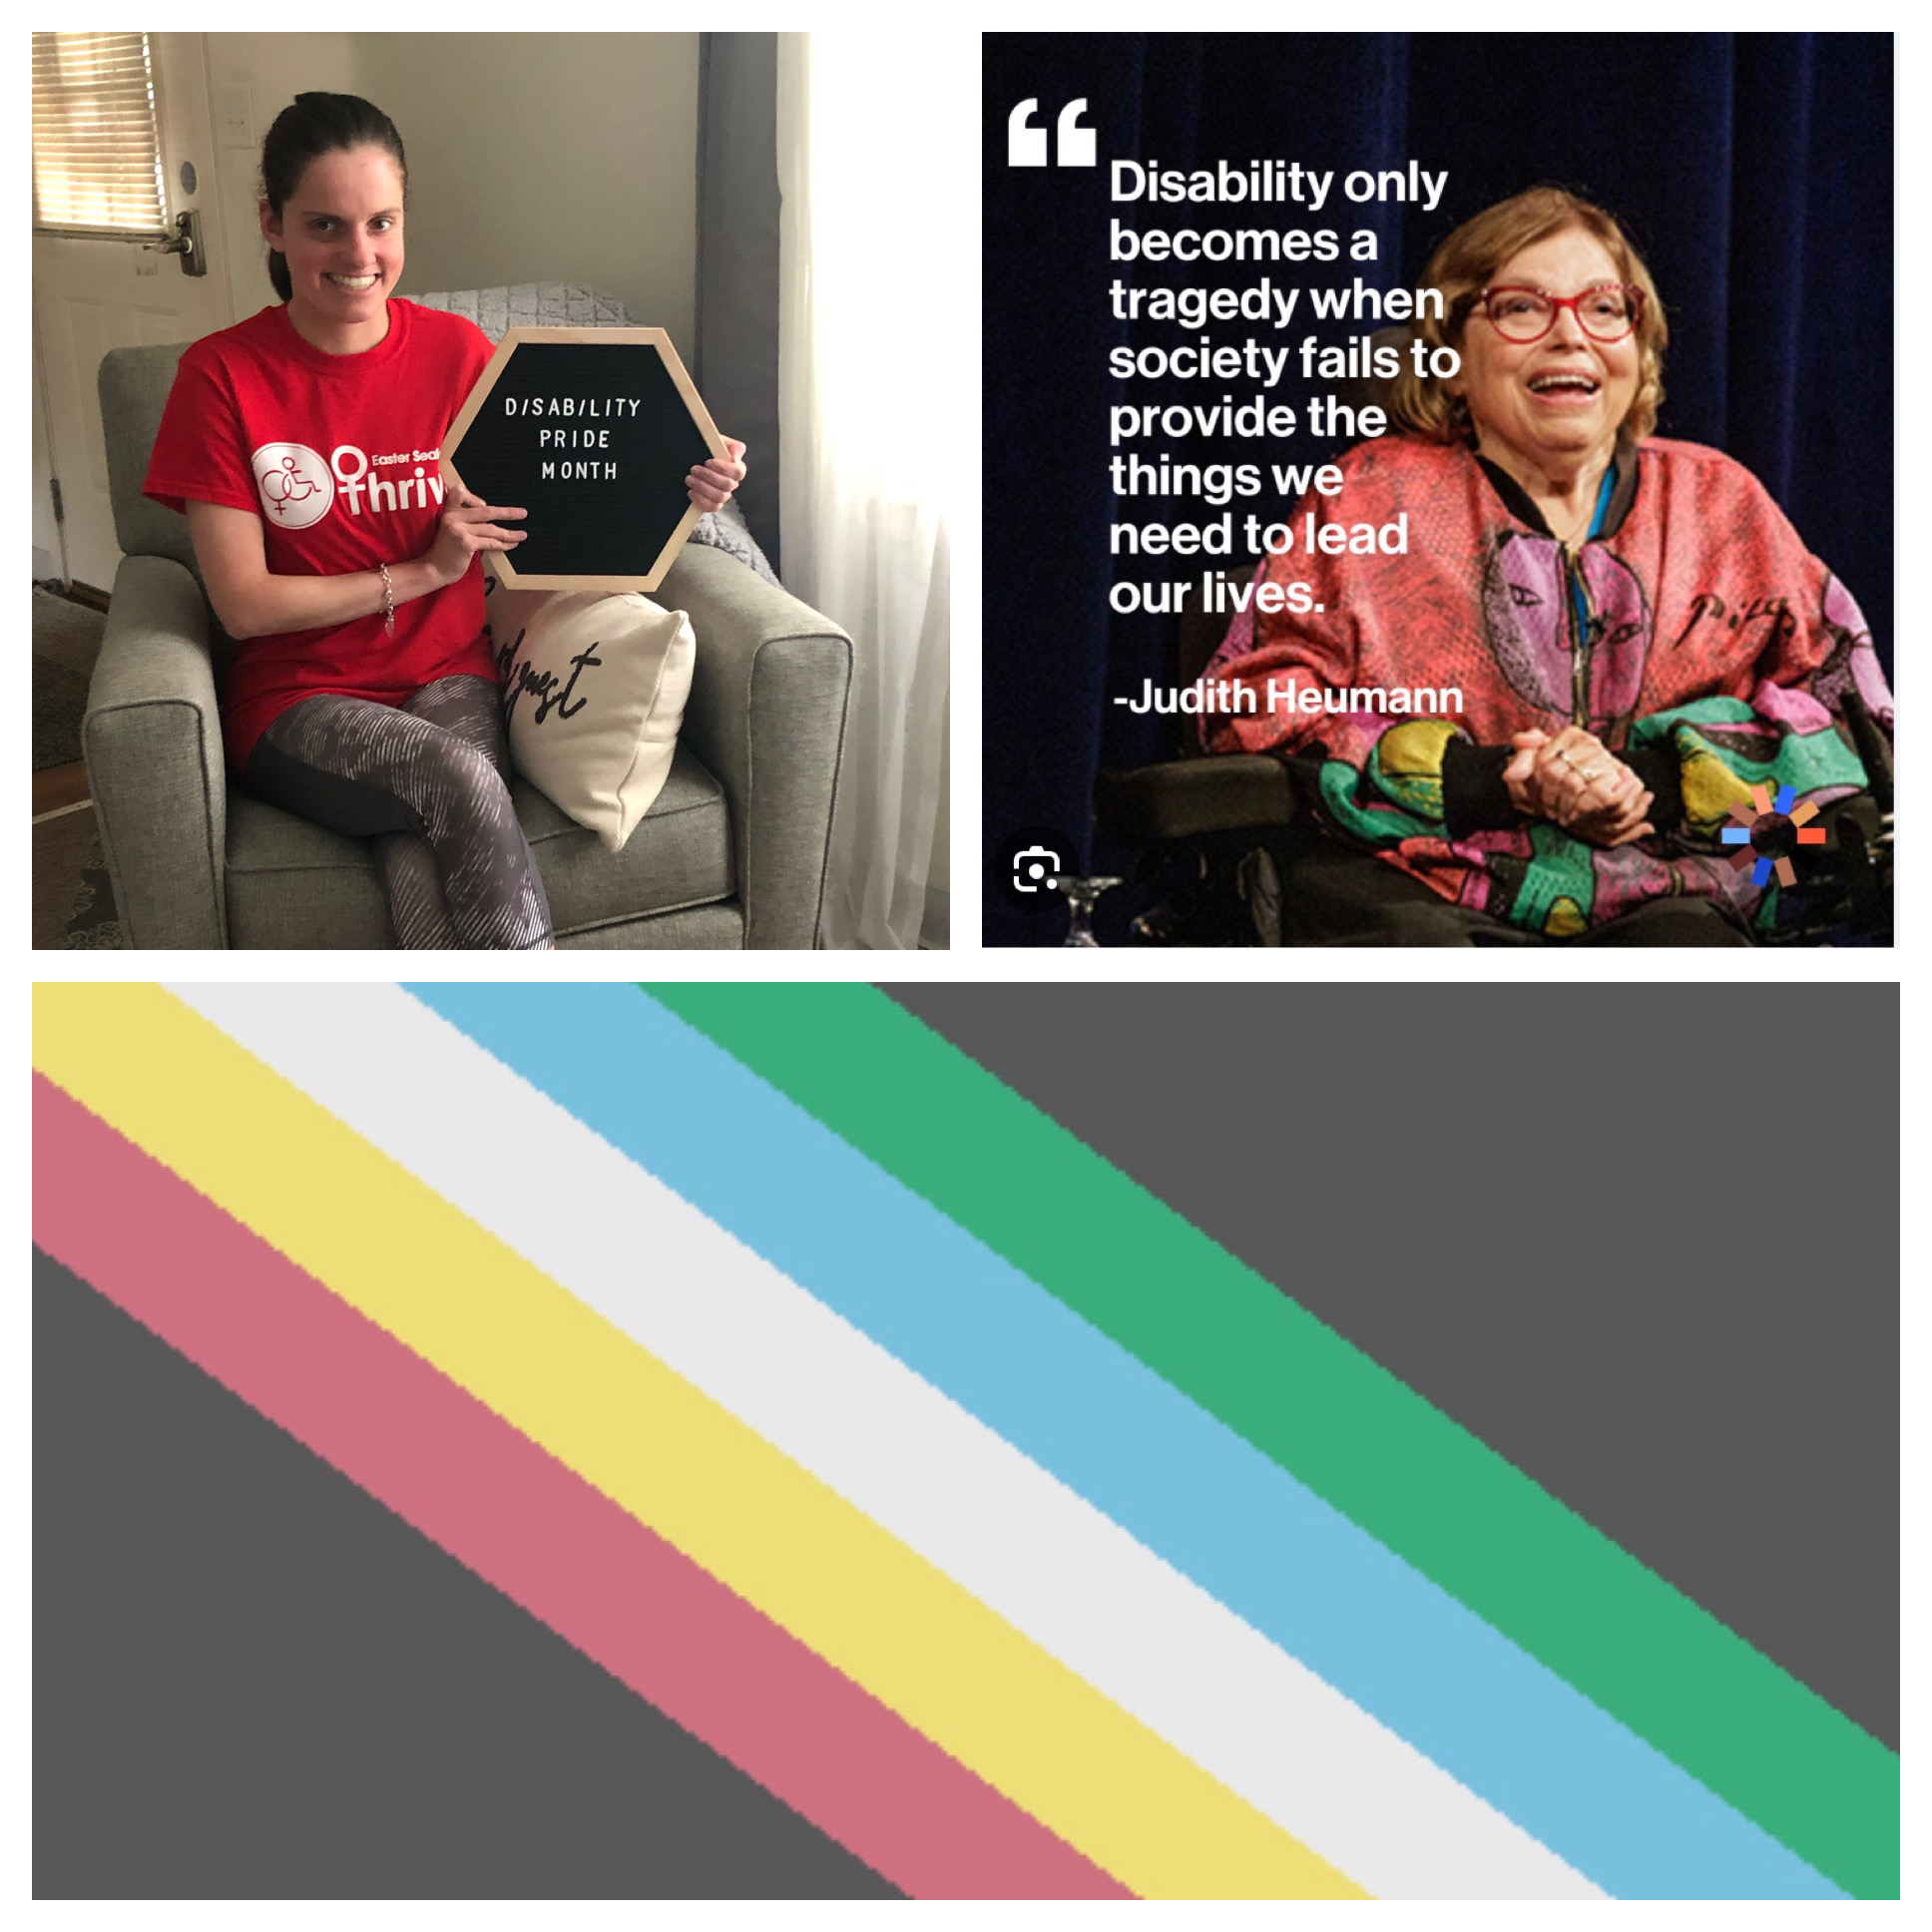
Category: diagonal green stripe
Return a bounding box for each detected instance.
[646,984,1898,1899]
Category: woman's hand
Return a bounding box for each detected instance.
[424,485,527,586]
[1505,727,1656,847]
[687,438,747,513]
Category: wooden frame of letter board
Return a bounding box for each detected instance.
[441,326,727,593]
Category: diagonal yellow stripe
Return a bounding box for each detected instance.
[35,985,1364,1900]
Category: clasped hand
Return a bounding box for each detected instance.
[1503,726,1655,847]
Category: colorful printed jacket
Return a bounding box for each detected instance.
[1198,436,1893,935]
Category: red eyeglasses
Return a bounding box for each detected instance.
[1474,283,1645,343]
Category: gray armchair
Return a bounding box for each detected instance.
[85,284,851,948]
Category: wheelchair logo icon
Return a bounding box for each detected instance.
[250,442,334,530]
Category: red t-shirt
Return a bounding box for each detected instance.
[144,298,499,771]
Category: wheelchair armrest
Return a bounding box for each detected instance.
[1094,754,1298,843]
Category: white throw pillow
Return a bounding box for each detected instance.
[485,583,697,852]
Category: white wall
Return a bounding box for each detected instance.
[349,33,699,358]
[201,34,362,322]
[198,33,700,358]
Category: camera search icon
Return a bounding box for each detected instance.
[995,822,1081,911]
[1013,843,1061,892]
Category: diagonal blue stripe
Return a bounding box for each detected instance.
[406,982,1841,1900]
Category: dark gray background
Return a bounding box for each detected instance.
[33,1250,899,1900]
[890,984,1898,1748]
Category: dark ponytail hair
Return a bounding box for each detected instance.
[260,92,407,301]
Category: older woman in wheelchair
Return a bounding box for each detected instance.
[1171,186,1892,945]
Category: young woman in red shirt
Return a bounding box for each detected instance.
[145,94,746,949]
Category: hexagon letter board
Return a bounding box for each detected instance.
[443,327,725,592]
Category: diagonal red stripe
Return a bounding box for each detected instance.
[31,1073,1132,1900]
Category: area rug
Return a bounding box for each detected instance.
[39,822,128,950]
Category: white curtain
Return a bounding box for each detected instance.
[776,33,958,949]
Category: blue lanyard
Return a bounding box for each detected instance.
[1567,464,1618,639]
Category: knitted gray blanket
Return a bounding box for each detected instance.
[413,280,780,588]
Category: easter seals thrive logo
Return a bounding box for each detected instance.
[250,442,334,529]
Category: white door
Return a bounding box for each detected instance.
[33,32,236,594]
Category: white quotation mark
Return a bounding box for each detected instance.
[1008,98,1097,168]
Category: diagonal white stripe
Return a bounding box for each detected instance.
[169,981,1602,1899]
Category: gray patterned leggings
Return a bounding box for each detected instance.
[245,675,554,950]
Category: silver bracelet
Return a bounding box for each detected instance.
[377,562,395,638]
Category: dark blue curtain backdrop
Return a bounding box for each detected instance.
[982,33,1893,945]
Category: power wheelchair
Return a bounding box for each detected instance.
[1093,569,1893,948]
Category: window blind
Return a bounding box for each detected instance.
[32,32,168,235]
